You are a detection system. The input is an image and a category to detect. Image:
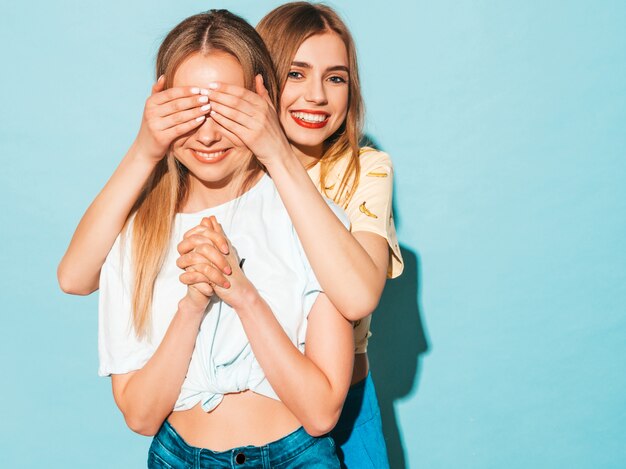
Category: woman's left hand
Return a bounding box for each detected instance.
[206,76,293,168]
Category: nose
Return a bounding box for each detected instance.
[194,115,222,146]
[304,76,328,105]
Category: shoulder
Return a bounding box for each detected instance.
[357,147,393,173]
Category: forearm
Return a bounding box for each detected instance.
[58,142,158,295]
[267,155,387,319]
[235,291,353,436]
[113,301,203,435]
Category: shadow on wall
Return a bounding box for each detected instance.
[369,246,428,469]
[361,134,430,468]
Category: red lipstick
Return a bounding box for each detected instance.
[290,110,329,129]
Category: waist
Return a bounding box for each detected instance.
[153,420,335,467]
[351,352,369,386]
[168,390,301,451]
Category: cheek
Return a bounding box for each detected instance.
[329,89,349,121]
[279,85,298,110]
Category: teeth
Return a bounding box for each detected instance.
[195,149,226,159]
[291,111,328,123]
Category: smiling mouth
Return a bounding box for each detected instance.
[290,111,329,129]
[191,148,231,164]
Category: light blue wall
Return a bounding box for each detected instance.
[1,1,624,467]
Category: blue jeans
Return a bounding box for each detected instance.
[148,420,340,468]
[330,373,390,469]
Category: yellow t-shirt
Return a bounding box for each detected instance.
[307,147,404,353]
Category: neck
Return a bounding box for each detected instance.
[182,168,263,213]
[291,142,324,168]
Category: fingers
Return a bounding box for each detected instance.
[151,75,165,95]
[208,110,249,145]
[209,218,240,267]
[157,94,211,120]
[177,235,231,271]
[180,271,214,297]
[176,248,230,274]
[205,90,257,118]
[208,102,255,130]
[151,86,208,105]
[159,115,207,142]
[179,258,231,289]
[255,74,275,109]
[191,282,214,298]
[181,217,229,254]
[207,82,263,105]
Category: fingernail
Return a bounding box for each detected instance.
[224,266,232,275]
[195,116,205,122]
[199,95,209,103]
[208,82,219,90]
[191,87,200,94]
[158,75,165,82]
[200,88,209,96]
[221,244,229,254]
[223,281,231,289]
[201,104,211,112]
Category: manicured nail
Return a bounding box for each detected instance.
[195,116,205,122]
[191,87,200,94]
[200,88,209,96]
[208,82,219,90]
[201,104,211,112]
[199,95,209,103]
[223,281,231,289]
[224,266,232,275]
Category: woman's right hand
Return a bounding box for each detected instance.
[134,76,212,161]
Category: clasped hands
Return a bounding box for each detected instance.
[176,215,253,313]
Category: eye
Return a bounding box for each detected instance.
[288,71,304,80]
[328,75,348,84]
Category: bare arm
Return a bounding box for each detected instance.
[111,292,207,436]
[108,231,229,436]
[57,79,214,295]
[268,157,390,320]
[234,290,353,436]
[202,217,354,436]
[207,79,389,320]
[58,144,158,294]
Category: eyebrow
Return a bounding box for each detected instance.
[291,61,349,73]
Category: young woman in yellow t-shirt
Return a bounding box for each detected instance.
[58,3,403,467]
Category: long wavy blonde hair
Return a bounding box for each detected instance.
[257,2,364,207]
[129,10,278,338]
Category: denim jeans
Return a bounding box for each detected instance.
[148,420,340,468]
[330,373,390,469]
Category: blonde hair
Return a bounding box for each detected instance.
[257,2,363,207]
[130,10,279,337]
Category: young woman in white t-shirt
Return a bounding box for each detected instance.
[92,10,353,467]
[58,4,403,468]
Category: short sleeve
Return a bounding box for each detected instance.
[292,199,350,348]
[345,149,404,278]
[98,230,155,377]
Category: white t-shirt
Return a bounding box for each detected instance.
[98,174,348,412]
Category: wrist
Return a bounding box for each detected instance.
[128,140,164,167]
[178,294,208,317]
[263,147,299,176]
[232,284,263,316]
